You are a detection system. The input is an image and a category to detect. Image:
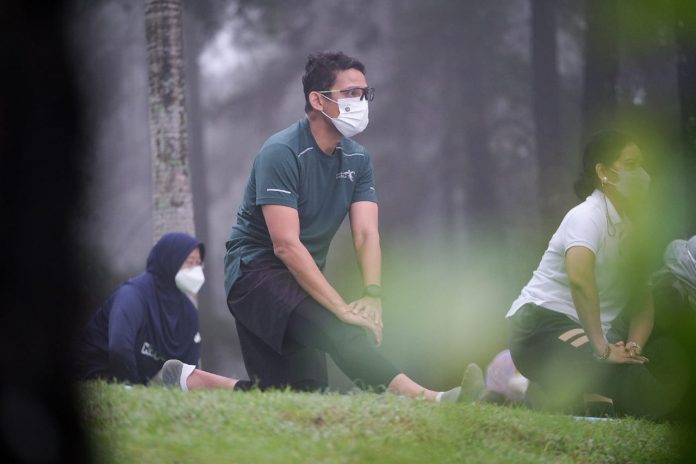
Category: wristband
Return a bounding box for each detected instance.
[363,284,382,299]
[593,343,610,361]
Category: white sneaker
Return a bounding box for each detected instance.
[148,359,184,389]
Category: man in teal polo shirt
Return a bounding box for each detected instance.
[224,51,482,400]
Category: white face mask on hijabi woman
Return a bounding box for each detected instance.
[175,265,205,295]
[320,95,369,138]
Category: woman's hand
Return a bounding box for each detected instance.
[605,341,649,364]
[625,341,642,357]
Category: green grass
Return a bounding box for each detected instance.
[81,382,682,464]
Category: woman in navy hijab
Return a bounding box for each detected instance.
[76,232,217,387]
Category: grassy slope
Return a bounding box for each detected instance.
[81,382,681,464]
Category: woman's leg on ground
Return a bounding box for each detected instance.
[509,304,677,417]
[607,336,687,418]
[149,360,246,391]
[508,305,615,412]
[185,369,238,390]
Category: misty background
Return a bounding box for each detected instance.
[68,0,694,390]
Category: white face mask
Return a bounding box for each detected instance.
[607,167,651,199]
[320,95,369,138]
[175,265,205,295]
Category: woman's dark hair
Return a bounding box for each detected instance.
[302,51,366,113]
[573,130,634,200]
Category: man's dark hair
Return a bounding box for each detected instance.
[302,51,366,113]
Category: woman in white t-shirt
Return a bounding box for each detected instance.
[506,130,674,417]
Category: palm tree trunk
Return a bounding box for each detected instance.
[145,0,195,241]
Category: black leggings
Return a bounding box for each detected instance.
[509,304,683,418]
[285,297,400,390]
[235,297,400,392]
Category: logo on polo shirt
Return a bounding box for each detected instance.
[336,170,356,182]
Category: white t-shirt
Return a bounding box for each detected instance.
[506,190,630,331]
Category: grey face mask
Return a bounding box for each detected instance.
[608,167,651,199]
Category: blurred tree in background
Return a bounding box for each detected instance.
[145,0,196,240]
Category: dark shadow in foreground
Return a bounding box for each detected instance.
[0,2,89,462]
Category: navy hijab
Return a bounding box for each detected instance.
[125,232,204,361]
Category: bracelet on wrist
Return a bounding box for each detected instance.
[593,343,610,361]
[626,341,641,354]
[363,284,382,299]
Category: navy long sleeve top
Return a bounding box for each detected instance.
[76,233,203,384]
